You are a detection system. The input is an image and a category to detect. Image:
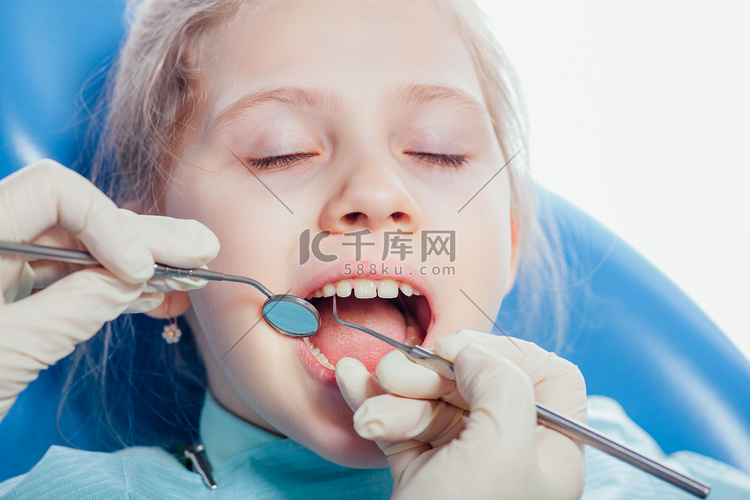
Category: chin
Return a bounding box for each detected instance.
[308,425,389,469]
[283,394,388,468]
[261,373,389,469]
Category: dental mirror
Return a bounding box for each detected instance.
[261,294,320,337]
[0,240,321,338]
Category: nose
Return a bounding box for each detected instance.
[319,150,421,233]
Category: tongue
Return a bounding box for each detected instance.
[312,296,406,372]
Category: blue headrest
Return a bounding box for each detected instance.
[0,1,126,176]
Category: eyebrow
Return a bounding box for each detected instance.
[209,83,488,132]
[209,87,335,132]
[393,83,488,117]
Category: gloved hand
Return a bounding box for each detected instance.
[336,329,588,500]
[0,160,220,420]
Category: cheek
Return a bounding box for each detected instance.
[164,167,295,280]
[451,178,512,285]
[479,192,513,300]
[465,197,512,291]
[189,282,268,355]
[162,167,299,362]
[430,175,512,338]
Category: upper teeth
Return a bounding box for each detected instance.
[308,279,421,300]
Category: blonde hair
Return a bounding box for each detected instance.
[93,0,243,210]
[80,0,568,449]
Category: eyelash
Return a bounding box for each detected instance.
[243,151,467,170]
[406,151,468,167]
[246,152,317,170]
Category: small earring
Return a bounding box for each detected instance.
[162,296,182,344]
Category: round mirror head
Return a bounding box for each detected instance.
[262,295,320,338]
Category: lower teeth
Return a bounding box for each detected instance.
[305,339,335,370]
[404,325,424,347]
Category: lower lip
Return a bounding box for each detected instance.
[296,338,338,387]
[294,289,439,385]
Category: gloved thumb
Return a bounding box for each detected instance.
[335,357,430,464]
[335,357,386,412]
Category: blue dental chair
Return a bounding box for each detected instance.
[1,0,750,483]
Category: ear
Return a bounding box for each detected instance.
[144,290,192,319]
[503,214,520,296]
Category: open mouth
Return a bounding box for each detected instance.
[305,279,432,372]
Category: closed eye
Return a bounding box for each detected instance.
[405,151,468,167]
[246,152,318,170]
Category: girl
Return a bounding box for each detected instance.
[1,0,747,498]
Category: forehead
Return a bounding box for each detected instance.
[199,0,485,121]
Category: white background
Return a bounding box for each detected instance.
[477,0,750,359]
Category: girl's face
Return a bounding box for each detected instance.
[165,0,516,467]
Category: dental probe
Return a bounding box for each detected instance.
[331,296,711,499]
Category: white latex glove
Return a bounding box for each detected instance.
[0,160,220,420]
[336,329,588,500]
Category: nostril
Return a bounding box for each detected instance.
[340,211,410,227]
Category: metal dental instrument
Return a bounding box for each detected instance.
[0,241,320,337]
[331,296,711,499]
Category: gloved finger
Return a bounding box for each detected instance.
[336,357,430,460]
[454,342,537,449]
[434,329,527,364]
[124,293,165,314]
[375,350,467,410]
[353,393,466,447]
[23,223,213,293]
[436,329,569,379]
[123,212,219,294]
[121,211,220,269]
[4,226,83,295]
[0,268,145,367]
[335,357,387,412]
[25,260,73,289]
[1,261,34,304]
[26,225,83,285]
[0,160,155,283]
[142,273,209,294]
[435,329,586,421]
